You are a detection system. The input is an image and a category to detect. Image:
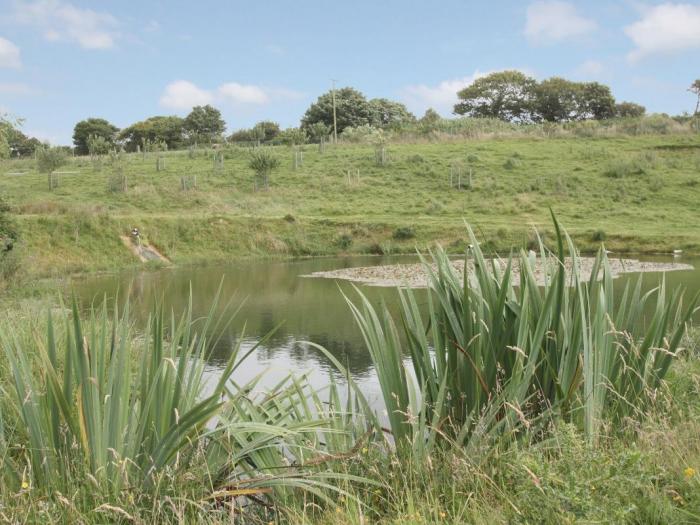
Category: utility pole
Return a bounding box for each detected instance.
[331,79,338,144]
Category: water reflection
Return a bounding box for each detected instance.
[71,254,700,392]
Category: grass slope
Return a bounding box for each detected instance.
[1,133,699,277]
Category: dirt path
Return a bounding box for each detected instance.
[119,235,171,264]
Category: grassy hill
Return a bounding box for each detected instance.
[2,133,700,277]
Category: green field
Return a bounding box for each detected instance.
[2,132,700,278]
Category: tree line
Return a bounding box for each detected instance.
[454,70,646,122]
[3,73,699,159]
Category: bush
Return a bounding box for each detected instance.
[336,232,353,249]
[592,229,606,242]
[392,226,416,240]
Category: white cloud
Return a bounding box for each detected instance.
[12,0,119,49]
[624,3,700,62]
[0,37,21,68]
[399,72,491,115]
[218,83,269,105]
[574,59,604,79]
[525,1,597,43]
[159,80,304,111]
[159,80,214,110]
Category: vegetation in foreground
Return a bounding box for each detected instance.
[1,128,699,282]
[1,222,699,523]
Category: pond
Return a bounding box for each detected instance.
[71,254,700,401]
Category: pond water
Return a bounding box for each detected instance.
[70,254,700,400]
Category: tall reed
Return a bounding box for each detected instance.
[345,216,697,456]
[0,291,367,517]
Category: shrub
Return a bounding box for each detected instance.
[336,232,353,249]
[392,226,416,240]
[592,229,606,242]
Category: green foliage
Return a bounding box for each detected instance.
[368,98,416,129]
[307,121,331,144]
[86,134,110,157]
[616,101,646,118]
[184,105,225,143]
[534,78,615,122]
[301,87,374,134]
[119,116,185,152]
[35,145,67,174]
[248,148,281,189]
[418,108,442,132]
[454,70,537,121]
[0,295,368,518]
[346,219,697,458]
[276,127,307,146]
[72,118,118,156]
[336,232,353,249]
[392,226,416,240]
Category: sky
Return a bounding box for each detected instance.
[0,0,699,145]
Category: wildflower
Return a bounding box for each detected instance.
[336,507,342,514]
[362,447,368,454]
[20,481,29,490]
[439,511,447,519]
[684,467,696,479]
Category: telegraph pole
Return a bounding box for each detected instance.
[331,79,338,144]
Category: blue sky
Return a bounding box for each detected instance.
[1,0,699,145]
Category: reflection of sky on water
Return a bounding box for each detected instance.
[71,254,700,404]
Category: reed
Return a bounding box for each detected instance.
[345,215,698,457]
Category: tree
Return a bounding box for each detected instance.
[253,121,281,142]
[532,77,582,122]
[454,71,537,122]
[307,122,331,144]
[119,116,185,152]
[690,79,700,116]
[184,105,225,144]
[72,118,118,155]
[301,87,373,134]
[248,149,280,190]
[276,127,307,146]
[0,194,18,278]
[368,98,416,128]
[418,108,442,131]
[36,146,67,190]
[578,82,616,120]
[534,79,616,122]
[615,102,646,118]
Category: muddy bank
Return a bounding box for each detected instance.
[304,257,694,288]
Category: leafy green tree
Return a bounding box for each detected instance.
[276,127,307,146]
[119,116,185,152]
[301,87,373,134]
[578,82,616,120]
[72,118,118,155]
[87,135,111,157]
[690,79,700,116]
[454,71,537,122]
[418,108,442,131]
[534,78,615,122]
[228,128,257,143]
[368,98,416,128]
[36,146,67,190]
[253,121,281,142]
[307,122,331,144]
[615,102,646,118]
[248,148,280,190]
[184,105,225,143]
[533,77,583,122]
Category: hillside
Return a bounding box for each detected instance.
[1,133,699,277]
